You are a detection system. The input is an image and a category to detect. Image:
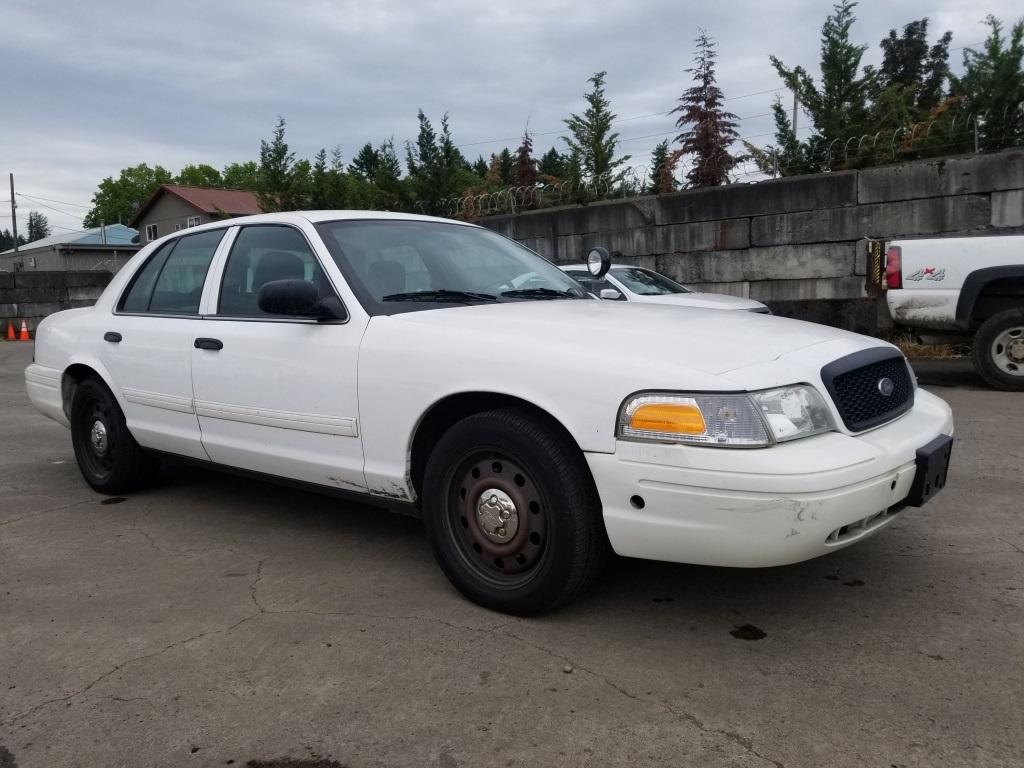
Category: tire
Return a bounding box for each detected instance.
[70,376,161,494]
[972,308,1024,391]
[421,407,610,615]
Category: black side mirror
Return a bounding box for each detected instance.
[257,279,346,321]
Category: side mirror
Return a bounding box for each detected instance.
[599,288,625,301]
[257,279,346,321]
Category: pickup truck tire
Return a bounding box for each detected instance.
[70,376,161,494]
[972,309,1024,391]
[422,407,609,615]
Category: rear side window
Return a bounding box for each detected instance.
[217,225,333,317]
[119,230,224,315]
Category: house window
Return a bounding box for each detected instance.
[145,224,158,241]
[187,215,201,228]
[173,224,182,232]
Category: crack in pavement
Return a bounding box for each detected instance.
[0,499,94,529]
[4,539,779,767]
[500,628,786,768]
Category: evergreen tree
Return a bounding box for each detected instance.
[256,116,297,211]
[562,71,630,183]
[538,148,568,179]
[647,140,678,193]
[874,19,952,113]
[671,30,740,187]
[472,155,489,177]
[83,163,173,227]
[406,111,474,208]
[513,131,539,187]
[0,229,27,252]
[953,16,1024,150]
[770,1,874,159]
[26,211,51,242]
[310,148,332,209]
[348,143,381,181]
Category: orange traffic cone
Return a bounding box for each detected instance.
[5,321,14,341]
[18,320,30,341]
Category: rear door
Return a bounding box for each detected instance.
[97,229,227,459]
[189,222,368,490]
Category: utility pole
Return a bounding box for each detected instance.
[791,89,799,135]
[8,173,17,253]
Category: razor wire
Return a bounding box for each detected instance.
[425,100,1023,219]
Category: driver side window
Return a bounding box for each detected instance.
[217,225,333,317]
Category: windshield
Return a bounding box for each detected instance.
[611,267,691,295]
[315,220,590,314]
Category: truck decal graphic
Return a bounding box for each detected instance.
[905,267,946,282]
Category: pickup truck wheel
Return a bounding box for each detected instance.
[70,377,160,494]
[973,309,1024,391]
[422,408,609,615]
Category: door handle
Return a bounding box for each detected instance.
[194,337,223,351]
[103,331,122,343]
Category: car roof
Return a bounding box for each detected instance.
[174,210,482,234]
[560,264,638,271]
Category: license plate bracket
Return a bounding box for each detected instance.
[906,434,953,507]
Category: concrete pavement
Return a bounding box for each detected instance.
[1,342,1021,767]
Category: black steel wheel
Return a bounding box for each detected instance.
[70,377,160,494]
[422,407,609,614]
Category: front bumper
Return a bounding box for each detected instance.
[586,389,953,568]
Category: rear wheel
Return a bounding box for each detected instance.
[70,377,160,494]
[422,408,609,615]
[972,309,1024,391]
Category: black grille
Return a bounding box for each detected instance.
[821,349,914,432]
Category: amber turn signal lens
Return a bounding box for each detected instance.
[629,403,706,435]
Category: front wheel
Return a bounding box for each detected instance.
[972,309,1024,391]
[70,377,161,494]
[421,408,609,615]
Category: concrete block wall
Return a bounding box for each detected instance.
[0,271,112,336]
[478,148,1024,333]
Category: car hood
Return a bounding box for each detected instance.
[377,299,875,378]
[628,291,767,311]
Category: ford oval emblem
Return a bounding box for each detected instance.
[877,377,895,397]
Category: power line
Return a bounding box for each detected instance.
[16,192,91,209]
[13,193,86,222]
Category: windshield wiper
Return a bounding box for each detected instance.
[500,288,578,300]
[382,289,497,303]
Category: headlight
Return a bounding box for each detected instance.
[618,385,834,447]
[749,385,834,443]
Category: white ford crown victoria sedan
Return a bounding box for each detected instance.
[561,263,770,312]
[25,211,954,614]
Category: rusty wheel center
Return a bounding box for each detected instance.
[448,453,548,581]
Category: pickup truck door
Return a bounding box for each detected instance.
[96,229,228,460]
[189,222,368,491]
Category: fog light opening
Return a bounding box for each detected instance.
[629,495,645,510]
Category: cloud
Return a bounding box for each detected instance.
[2,0,1020,229]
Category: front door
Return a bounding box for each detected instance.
[97,229,228,460]
[189,223,367,491]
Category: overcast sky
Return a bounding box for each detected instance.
[1,0,1020,234]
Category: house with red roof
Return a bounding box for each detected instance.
[128,185,264,244]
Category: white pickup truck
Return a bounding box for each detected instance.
[883,234,1024,390]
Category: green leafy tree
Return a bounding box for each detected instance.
[83,163,173,227]
[953,16,1024,151]
[672,30,740,187]
[562,71,630,183]
[26,211,51,242]
[222,161,259,190]
[175,163,224,187]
